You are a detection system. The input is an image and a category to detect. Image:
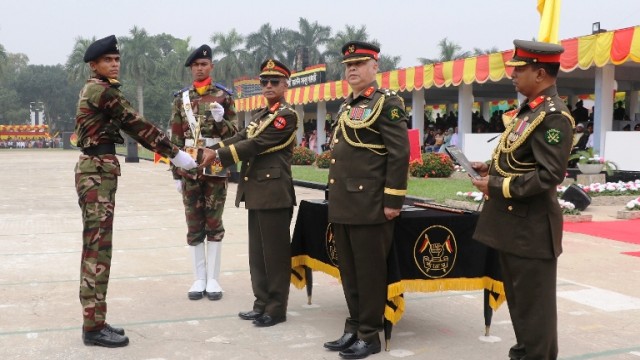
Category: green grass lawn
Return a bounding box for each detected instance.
[117,145,476,203]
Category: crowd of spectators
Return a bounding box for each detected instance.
[0,137,62,149]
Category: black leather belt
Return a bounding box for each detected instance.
[82,143,116,156]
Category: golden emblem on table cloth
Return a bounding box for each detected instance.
[325,223,339,267]
[413,225,457,278]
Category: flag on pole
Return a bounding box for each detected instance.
[537,0,561,44]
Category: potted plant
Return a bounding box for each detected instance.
[617,196,640,220]
[568,148,617,176]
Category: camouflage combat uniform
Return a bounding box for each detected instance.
[170,84,237,245]
[74,75,178,332]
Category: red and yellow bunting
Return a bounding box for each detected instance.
[0,124,50,139]
[236,26,640,112]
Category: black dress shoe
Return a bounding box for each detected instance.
[207,291,223,301]
[509,343,526,360]
[252,314,286,327]
[339,339,381,359]
[188,290,204,300]
[83,328,129,348]
[104,323,125,335]
[324,332,357,351]
[238,310,263,320]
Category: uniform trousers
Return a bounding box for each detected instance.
[247,208,293,318]
[500,251,558,360]
[76,162,119,332]
[333,221,394,343]
[180,177,227,245]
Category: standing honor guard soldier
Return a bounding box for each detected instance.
[170,44,238,301]
[199,59,298,327]
[323,41,409,359]
[471,40,574,360]
[74,35,198,348]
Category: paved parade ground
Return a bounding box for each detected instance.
[1,149,639,360]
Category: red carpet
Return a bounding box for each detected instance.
[563,219,640,245]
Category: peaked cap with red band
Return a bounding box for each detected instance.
[259,59,291,78]
[341,41,380,64]
[505,39,564,67]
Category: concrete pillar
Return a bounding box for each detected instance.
[482,101,492,124]
[457,83,473,150]
[628,90,639,120]
[243,111,252,128]
[295,104,305,145]
[594,64,615,155]
[316,101,327,153]
[412,88,425,146]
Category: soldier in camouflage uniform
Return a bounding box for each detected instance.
[74,35,197,348]
[170,45,238,301]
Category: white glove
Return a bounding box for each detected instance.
[210,102,224,122]
[175,179,183,194]
[170,150,197,170]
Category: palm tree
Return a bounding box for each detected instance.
[418,38,471,65]
[245,24,289,65]
[119,26,159,115]
[65,36,96,82]
[289,18,332,69]
[378,55,402,73]
[324,25,374,81]
[210,29,249,87]
[473,46,500,55]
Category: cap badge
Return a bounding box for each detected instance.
[348,45,356,53]
[266,60,276,69]
[203,50,207,56]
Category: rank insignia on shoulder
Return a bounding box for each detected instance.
[273,116,287,129]
[544,128,562,145]
[388,105,405,121]
[363,86,375,97]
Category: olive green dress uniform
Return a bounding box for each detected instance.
[473,40,574,360]
[213,97,298,319]
[74,35,179,334]
[328,80,410,344]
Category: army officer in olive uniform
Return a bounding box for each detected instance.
[471,40,574,360]
[323,41,409,360]
[200,59,297,328]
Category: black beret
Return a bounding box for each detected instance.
[341,41,380,63]
[83,35,119,63]
[505,39,564,67]
[184,44,212,67]
[259,59,291,78]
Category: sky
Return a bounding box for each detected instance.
[1,0,639,69]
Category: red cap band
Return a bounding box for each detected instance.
[515,48,561,63]
[344,48,379,60]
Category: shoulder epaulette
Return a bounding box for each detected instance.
[214,82,233,96]
[379,88,397,97]
[173,86,190,97]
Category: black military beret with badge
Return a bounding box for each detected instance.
[83,35,119,63]
[184,44,213,67]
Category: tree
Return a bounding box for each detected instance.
[210,29,250,88]
[418,38,471,65]
[289,18,332,69]
[324,25,374,81]
[378,54,402,73]
[473,46,500,55]
[245,24,289,66]
[119,26,159,115]
[65,36,95,82]
[0,43,7,78]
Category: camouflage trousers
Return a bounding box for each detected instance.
[180,176,228,245]
[75,154,120,332]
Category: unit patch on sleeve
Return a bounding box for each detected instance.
[273,116,287,130]
[544,128,562,145]
[388,106,405,121]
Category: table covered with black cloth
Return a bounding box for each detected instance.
[290,199,505,326]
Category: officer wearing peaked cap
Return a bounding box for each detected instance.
[170,44,237,302]
[198,58,298,328]
[323,41,409,359]
[74,35,197,348]
[471,39,574,360]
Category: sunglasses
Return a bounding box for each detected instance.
[260,78,282,87]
